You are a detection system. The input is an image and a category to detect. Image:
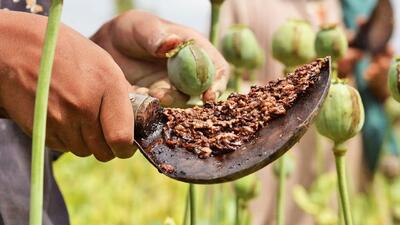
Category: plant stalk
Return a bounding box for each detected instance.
[235,196,241,225]
[276,155,287,225]
[232,68,242,92]
[209,2,221,46]
[249,70,256,85]
[183,188,190,225]
[114,0,134,14]
[315,131,324,176]
[29,1,63,225]
[189,183,196,225]
[333,143,353,225]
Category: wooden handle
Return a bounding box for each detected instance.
[129,93,163,138]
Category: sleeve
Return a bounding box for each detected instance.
[0,0,50,15]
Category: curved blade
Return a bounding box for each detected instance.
[350,0,394,54]
[136,59,331,184]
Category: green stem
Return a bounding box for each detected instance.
[212,184,225,224]
[242,207,251,225]
[114,0,134,14]
[29,1,63,225]
[333,143,353,225]
[315,131,324,176]
[232,68,242,92]
[332,61,338,80]
[235,196,241,225]
[183,188,190,225]
[249,70,256,84]
[276,155,287,225]
[189,183,196,225]
[209,2,221,46]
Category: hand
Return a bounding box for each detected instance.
[364,46,394,101]
[337,48,364,78]
[0,11,136,161]
[91,10,230,107]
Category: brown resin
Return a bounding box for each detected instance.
[162,58,327,158]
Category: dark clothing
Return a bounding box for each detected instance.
[0,0,49,16]
[0,1,70,224]
[0,120,69,225]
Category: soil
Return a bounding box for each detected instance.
[162,58,327,158]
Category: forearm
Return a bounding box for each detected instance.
[0,11,48,119]
[0,10,46,77]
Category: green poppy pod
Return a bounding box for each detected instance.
[388,57,400,102]
[167,41,215,100]
[272,19,316,68]
[316,80,365,145]
[315,24,348,62]
[222,25,264,69]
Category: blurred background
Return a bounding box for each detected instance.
[53,0,400,225]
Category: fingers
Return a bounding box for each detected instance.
[62,123,92,158]
[108,10,229,102]
[202,89,218,103]
[111,10,183,59]
[81,121,116,162]
[100,81,136,159]
[337,48,364,77]
[149,87,189,108]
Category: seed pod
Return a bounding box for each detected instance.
[385,97,400,122]
[315,24,348,62]
[167,41,215,99]
[315,80,365,145]
[222,25,264,69]
[272,19,316,68]
[233,174,261,201]
[388,57,400,102]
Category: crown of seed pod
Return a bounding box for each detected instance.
[221,25,264,70]
[272,19,316,68]
[315,80,365,145]
[167,41,215,102]
[233,174,261,201]
[388,57,400,102]
[315,24,348,62]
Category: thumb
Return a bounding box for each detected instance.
[111,10,184,59]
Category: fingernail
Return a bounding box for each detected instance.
[155,34,182,57]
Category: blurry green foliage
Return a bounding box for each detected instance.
[54,153,240,225]
[54,153,186,225]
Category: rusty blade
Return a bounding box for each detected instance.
[135,58,331,184]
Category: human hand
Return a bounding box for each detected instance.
[337,48,364,78]
[0,11,136,161]
[91,10,230,107]
[364,46,394,101]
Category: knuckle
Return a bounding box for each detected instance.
[94,152,115,162]
[115,149,136,159]
[106,130,133,149]
[71,148,92,158]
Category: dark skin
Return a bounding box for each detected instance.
[0,10,229,161]
[92,10,230,107]
[337,16,393,102]
[337,46,393,102]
